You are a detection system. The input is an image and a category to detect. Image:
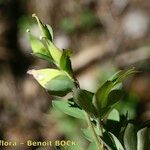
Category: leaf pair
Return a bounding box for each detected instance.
[27,29,62,65]
[27,14,63,65]
[94,68,137,118]
[27,31,53,62]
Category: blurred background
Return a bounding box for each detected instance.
[0,0,149,149]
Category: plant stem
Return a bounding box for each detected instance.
[97,119,104,148]
[84,112,103,150]
[73,76,104,150]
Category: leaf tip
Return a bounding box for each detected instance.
[39,36,45,40]
[26,29,30,33]
[32,13,37,18]
[27,69,36,76]
[27,69,44,81]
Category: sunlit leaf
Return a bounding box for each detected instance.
[27,31,52,60]
[46,39,62,65]
[27,69,74,96]
[107,109,120,122]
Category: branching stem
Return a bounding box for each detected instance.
[72,70,104,150]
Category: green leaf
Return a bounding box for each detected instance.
[109,68,137,85]
[94,68,137,115]
[102,132,116,150]
[109,132,124,150]
[27,69,74,96]
[81,127,101,142]
[52,100,85,120]
[31,53,53,63]
[32,14,53,41]
[99,106,111,118]
[87,142,97,150]
[137,127,150,150]
[107,89,124,107]
[95,81,114,109]
[109,70,124,82]
[46,24,53,40]
[116,68,137,84]
[107,109,120,122]
[27,68,64,85]
[104,109,122,137]
[27,31,52,60]
[46,39,62,65]
[60,49,73,76]
[32,14,62,64]
[73,89,97,116]
[124,123,137,150]
[46,75,74,96]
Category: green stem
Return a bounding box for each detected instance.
[84,112,103,150]
[97,119,104,148]
[71,74,104,150]
[97,119,104,136]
